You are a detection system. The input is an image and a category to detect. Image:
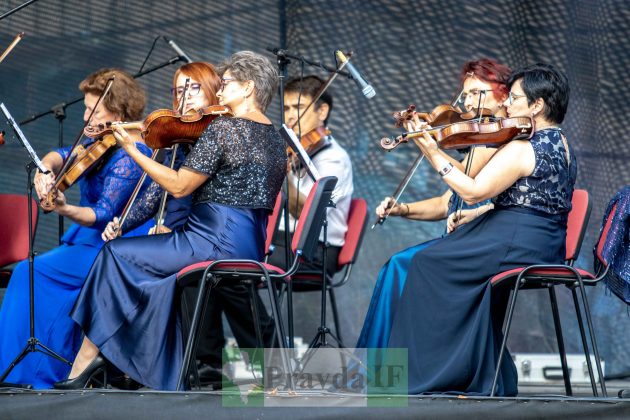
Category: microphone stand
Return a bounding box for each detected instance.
[18,55,186,243]
[266,47,350,353]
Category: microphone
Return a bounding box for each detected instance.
[335,50,375,99]
[164,37,193,63]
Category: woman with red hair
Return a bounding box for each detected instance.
[358,58,512,353]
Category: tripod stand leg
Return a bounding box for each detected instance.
[0,341,33,382]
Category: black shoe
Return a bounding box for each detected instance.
[109,374,142,391]
[54,355,107,390]
[190,363,224,389]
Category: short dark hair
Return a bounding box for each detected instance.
[285,75,333,125]
[507,63,570,124]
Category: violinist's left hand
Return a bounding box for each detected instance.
[112,125,137,151]
[413,131,439,157]
[53,190,67,209]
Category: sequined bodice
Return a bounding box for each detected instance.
[182,116,286,209]
[493,128,577,215]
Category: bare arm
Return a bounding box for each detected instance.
[416,134,535,205]
[113,127,208,198]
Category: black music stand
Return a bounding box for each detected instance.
[279,127,343,354]
[0,103,71,388]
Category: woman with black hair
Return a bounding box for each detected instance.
[388,63,576,396]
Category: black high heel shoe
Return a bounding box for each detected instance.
[54,354,108,390]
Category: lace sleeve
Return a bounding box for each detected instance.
[121,145,192,232]
[120,179,162,232]
[90,147,151,230]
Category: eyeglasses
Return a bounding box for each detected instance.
[459,89,489,102]
[219,77,237,89]
[171,83,202,98]
[507,91,527,105]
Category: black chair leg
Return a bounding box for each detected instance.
[571,287,598,396]
[265,275,295,390]
[574,277,607,397]
[491,278,522,397]
[548,285,572,396]
[177,273,213,391]
[328,287,344,347]
[248,281,265,350]
[287,280,294,349]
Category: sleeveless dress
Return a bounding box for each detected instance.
[0,142,153,389]
[387,128,577,396]
[70,117,286,391]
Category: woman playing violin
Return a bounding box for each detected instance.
[269,75,353,276]
[387,63,575,396]
[56,51,287,391]
[358,58,511,350]
[101,61,276,389]
[0,68,152,388]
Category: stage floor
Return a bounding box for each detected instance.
[2,388,630,419]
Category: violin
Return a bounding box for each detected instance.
[40,133,120,211]
[393,103,494,128]
[381,116,534,151]
[84,105,231,149]
[287,126,331,171]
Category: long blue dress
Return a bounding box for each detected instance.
[388,128,577,396]
[356,193,487,349]
[0,142,153,389]
[70,117,287,391]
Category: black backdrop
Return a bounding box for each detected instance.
[1,0,629,377]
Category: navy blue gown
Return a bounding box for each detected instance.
[70,116,287,390]
[357,193,488,349]
[388,128,577,396]
[0,142,153,389]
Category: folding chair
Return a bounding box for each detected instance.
[0,194,38,287]
[490,189,609,397]
[175,176,338,390]
[286,198,368,345]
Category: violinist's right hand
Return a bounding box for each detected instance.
[102,217,122,242]
[34,167,55,201]
[375,197,405,218]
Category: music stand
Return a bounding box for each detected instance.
[0,103,71,388]
[280,126,344,351]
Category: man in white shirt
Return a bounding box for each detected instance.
[271,75,353,275]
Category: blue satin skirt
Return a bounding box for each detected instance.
[70,202,267,391]
[356,240,437,349]
[388,207,566,396]
[0,222,151,389]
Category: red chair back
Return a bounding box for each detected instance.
[265,192,284,255]
[595,202,618,265]
[565,189,591,262]
[291,176,338,262]
[0,194,38,267]
[336,198,368,270]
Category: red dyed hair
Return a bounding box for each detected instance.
[460,58,511,101]
[171,62,221,110]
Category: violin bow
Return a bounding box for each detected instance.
[118,79,191,234]
[0,32,24,64]
[54,76,115,182]
[371,153,425,229]
[373,79,470,229]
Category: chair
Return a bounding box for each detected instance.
[0,194,38,287]
[284,198,368,345]
[490,189,611,397]
[174,176,338,390]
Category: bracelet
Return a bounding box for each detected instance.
[401,203,410,217]
[438,162,454,177]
